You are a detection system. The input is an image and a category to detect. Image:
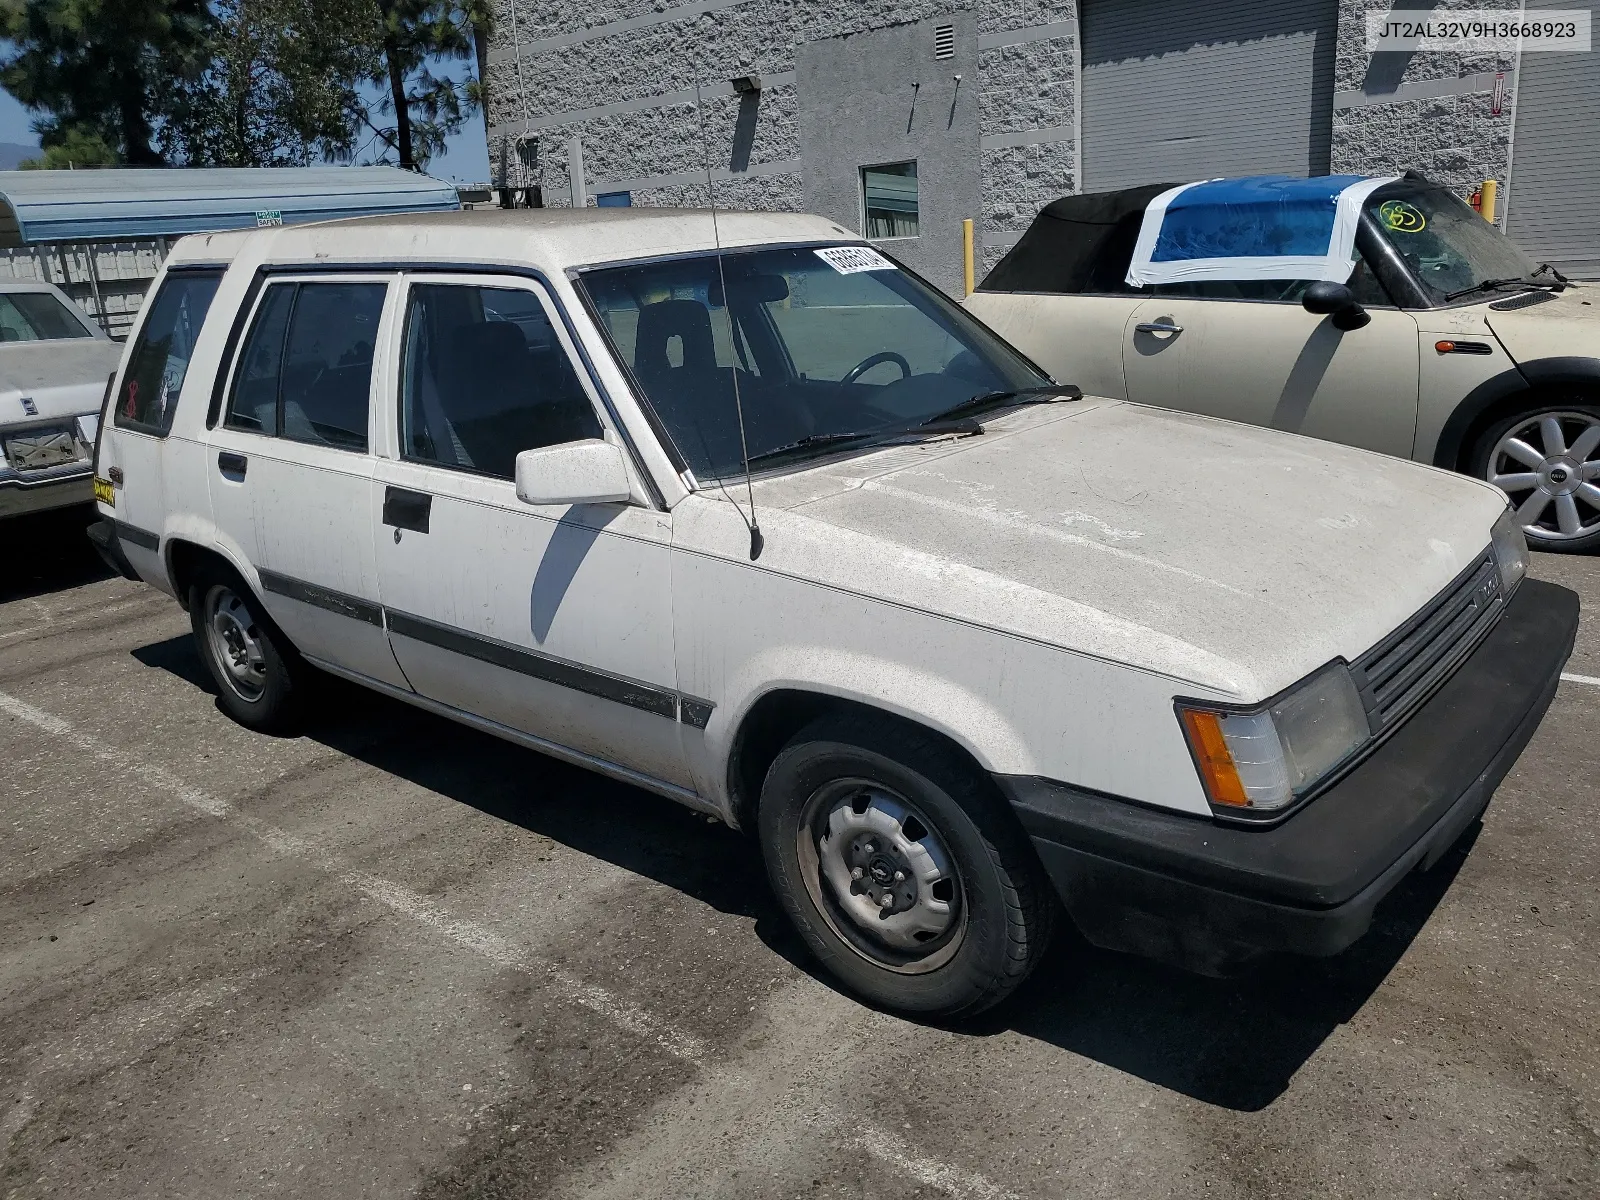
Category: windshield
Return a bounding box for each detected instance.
[1367,183,1542,303]
[0,290,93,341]
[579,243,1048,479]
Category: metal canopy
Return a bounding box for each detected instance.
[0,166,460,246]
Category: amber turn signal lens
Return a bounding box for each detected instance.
[1435,340,1456,354]
[1178,709,1251,808]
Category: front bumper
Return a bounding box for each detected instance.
[1000,578,1579,975]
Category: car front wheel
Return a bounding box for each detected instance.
[758,712,1055,1018]
[1472,404,1600,552]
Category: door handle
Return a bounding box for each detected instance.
[1134,321,1184,335]
[217,451,247,478]
[382,485,432,534]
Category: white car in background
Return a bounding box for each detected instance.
[0,278,122,518]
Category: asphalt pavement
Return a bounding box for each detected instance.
[1,505,1596,1200]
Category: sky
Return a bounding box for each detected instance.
[0,73,493,183]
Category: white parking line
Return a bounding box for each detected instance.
[0,689,1008,1198]
[1561,671,1600,689]
[859,1128,1020,1200]
[0,689,704,1062]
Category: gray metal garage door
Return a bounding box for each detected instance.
[1080,0,1338,192]
[1506,1,1600,277]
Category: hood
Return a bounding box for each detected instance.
[0,338,123,425]
[750,399,1507,699]
[1482,281,1600,365]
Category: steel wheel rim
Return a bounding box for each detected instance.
[796,778,966,975]
[1487,410,1600,542]
[204,584,267,702]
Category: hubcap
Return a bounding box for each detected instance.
[204,584,267,701]
[797,780,965,974]
[1487,411,1600,542]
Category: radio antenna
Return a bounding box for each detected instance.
[693,80,764,560]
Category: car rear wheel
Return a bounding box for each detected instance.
[1472,404,1600,553]
[189,563,304,732]
[758,712,1055,1018]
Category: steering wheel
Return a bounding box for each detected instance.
[840,351,912,386]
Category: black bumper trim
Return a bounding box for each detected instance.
[86,518,144,581]
[1002,578,1578,966]
[111,520,160,552]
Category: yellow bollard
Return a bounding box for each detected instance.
[1481,179,1499,223]
[962,218,975,295]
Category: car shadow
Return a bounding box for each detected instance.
[0,504,112,603]
[133,631,1468,1112]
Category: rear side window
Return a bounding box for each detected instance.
[114,270,224,436]
[225,280,386,451]
[399,282,601,479]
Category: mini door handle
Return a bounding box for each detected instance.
[1134,321,1183,335]
[382,485,432,534]
[217,451,247,477]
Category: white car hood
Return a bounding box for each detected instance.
[0,339,123,425]
[749,399,1507,699]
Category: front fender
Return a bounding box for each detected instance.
[1430,356,1600,468]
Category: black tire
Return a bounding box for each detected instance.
[1468,401,1600,553]
[188,560,304,733]
[757,711,1055,1018]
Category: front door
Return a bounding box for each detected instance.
[370,274,689,789]
[205,274,409,690]
[1120,269,1422,457]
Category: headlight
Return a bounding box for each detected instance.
[1177,663,1371,816]
[1490,507,1528,595]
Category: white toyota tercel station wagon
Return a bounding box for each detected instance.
[90,209,1577,1017]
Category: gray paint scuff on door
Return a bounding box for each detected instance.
[797,14,982,296]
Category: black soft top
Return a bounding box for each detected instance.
[979,183,1176,294]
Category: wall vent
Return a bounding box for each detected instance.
[934,23,955,59]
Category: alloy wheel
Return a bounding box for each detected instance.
[1486,411,1600,543]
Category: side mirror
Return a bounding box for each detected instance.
[1302,280,1371,331]
[515,439,632,506]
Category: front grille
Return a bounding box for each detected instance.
[1353,548,1503,732]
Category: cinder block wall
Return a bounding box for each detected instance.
[483,0,1517,290]
[1330,0,1517,220]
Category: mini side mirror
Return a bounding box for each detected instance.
[1302,280,1371,331]
[514,439,632,506]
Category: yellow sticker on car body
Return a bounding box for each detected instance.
[92,476,115,506]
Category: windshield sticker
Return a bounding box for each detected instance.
[815,246,897,274]
[1379,199,1427,233]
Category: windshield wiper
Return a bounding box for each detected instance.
[743,419,983,469]
[1444,270,1563,302]
[920,383,1083,426]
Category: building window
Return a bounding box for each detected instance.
[862,162,918,239]
[595,191,632,207]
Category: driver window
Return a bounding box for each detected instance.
[399,282,602,480]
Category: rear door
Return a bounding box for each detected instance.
[1119,267,1422,457]
[206,274,409,689]
[101,269,224,578]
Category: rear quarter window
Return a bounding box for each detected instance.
[114,270,225,436]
